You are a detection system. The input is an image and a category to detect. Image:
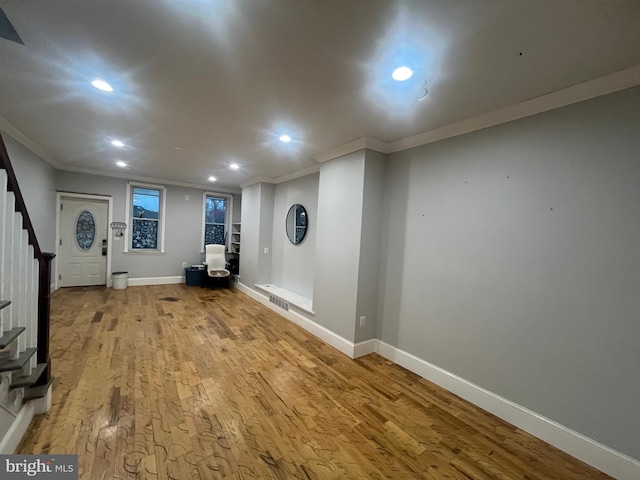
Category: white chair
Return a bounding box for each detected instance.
[204,244,230,288]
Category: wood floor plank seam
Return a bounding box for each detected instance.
[17,285,612,479]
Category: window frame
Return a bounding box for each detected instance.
[124,181,167,253]
[202,192,233,252]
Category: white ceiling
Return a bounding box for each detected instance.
[1,0,640,191]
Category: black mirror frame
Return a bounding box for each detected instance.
[286,204,308,245]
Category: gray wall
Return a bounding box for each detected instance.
[313,151,365,342]
[257,184,275,285]
[240,182,274,287]
[271,173,319,300]
[379,86,640,459]
[240,183,261,287]
[56,171,213,278]
[355,150,385,342]
[232,194,242,224]
[3,134,57,252]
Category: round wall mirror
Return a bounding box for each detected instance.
[286,204,307,244]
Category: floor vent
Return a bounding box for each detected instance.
[269,295,289,311]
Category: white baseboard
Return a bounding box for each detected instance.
[375,340,640,480]
[0,401,34,454]
[237,282,365,358]
[353,339,377,358]
[233,283,639,478]
[127,276,184,286]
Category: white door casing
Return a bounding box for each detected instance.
[59,197,108,287]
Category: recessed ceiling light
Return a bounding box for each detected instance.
[208,176,217,182]
[111,140,124,148]
[392,66,413,81]
[91,79,113,92]
[230,163,239,170]
[116,161,127,168]
[279,134,292,143]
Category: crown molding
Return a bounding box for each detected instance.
[240,164,321,189]
[312,63,640,162]
[57,166,241,194]
[313,136,389,163]
[271,164,321,184]
[0,116,61,169]
[240,176,276,188]
[4,64,640,193]
[387,63,640,153]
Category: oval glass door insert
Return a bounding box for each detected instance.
[76,211,96,251]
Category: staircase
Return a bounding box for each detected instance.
[0,134,54,453]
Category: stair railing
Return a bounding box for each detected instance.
[0,133,54,387]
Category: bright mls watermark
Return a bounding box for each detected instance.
[0,455,78,479]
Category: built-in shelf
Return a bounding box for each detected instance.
[230,223,241,253]
[255,284,314,315]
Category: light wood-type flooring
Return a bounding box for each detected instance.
[18,285,611,479]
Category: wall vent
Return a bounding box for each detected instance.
[269,295,289,311]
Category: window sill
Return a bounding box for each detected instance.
[123,250,166,255]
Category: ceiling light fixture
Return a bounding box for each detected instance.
[208,176,217,182]
[230,163,239,170]
[392,66,413,81]
[279,134,292,143]
[116,161,127,167]
[111,140,124,148]
[91,79,113,92]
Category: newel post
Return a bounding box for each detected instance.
[36,252,56,385]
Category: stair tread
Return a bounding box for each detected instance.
[24,377,54,401]
[0,326,26,349]
[0,300,10,311]
[0,347,37,372]
[10,363,47,389]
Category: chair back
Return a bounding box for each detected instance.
[205,244,226,271]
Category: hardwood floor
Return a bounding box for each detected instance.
[18,285,611,479]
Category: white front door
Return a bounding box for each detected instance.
[59,197,108,287]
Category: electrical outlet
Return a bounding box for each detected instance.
[264,247,269,254]
[185,195,190,201]
[359,316,366,327]
[182,262,187,268]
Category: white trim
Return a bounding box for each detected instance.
[352,339,377,358]
[270,164,321,185]
[239,176,277,188]
[125,181,167,253]
[56,166,241,194]
[236,282,357,357]
[0,401,34,454]
[55,192,114,289]
[0,118,61,169]
[313,137,389,163]
[240,165,321,189]
[254,283,314,315]
[374,340,640,480]
[313,64,640,163]
[127,276,184,286]
[227,284,640,477]
[228,282,640,478]
[388,63,640,153]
